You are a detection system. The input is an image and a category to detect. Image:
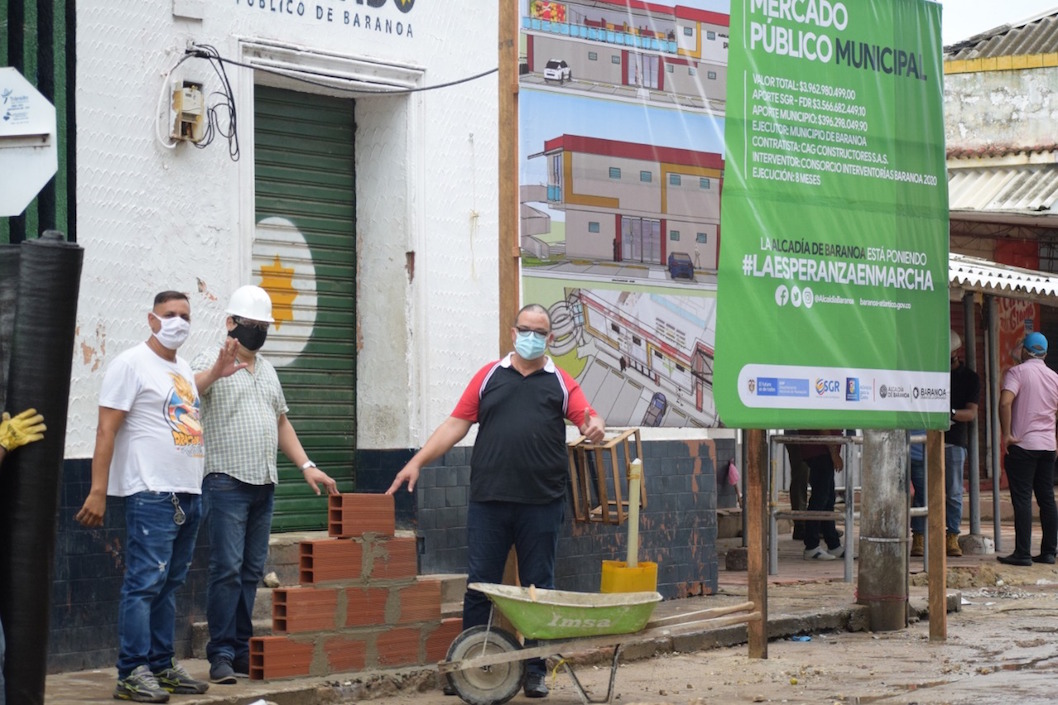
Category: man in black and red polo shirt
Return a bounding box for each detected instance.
[387,303,605,698]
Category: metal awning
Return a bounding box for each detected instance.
[949,252,1058,307]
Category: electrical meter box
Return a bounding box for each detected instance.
[171,81,205,143]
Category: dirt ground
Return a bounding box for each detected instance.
[322,563,1058,705]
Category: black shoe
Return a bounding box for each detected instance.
[524,672,549,698]
[1032,553,1057,564]
[442,676,458,696]
[997,554,1032,566]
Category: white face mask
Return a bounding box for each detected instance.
[150,312,190,350]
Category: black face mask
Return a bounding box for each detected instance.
[229,323,268,351]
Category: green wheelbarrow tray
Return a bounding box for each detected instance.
[468,582,663,640]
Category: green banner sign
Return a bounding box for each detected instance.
[716,0,950,430]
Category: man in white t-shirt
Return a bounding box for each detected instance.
[76,291,240,703]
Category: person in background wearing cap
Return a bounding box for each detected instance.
[0,407,45,705]
[192,285,338,685]
[939,329,981,558]
[997,331,1058,566]
[76,291,211,702]
[386,303,605,699]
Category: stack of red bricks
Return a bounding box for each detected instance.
[249,493,463,679]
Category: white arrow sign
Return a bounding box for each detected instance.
[0,67,58,217]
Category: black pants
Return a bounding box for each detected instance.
[803,454,841,552]
[1004,445,1058,558]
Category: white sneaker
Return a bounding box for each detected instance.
[829,544,845,559]
[804,546,836,561]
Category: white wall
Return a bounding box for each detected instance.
[69,2,499,456]
[944,68,1058,150]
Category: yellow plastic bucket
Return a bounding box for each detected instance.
[600,559,658,593]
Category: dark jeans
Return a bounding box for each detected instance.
[803,455,841,552]
[910,445,966,536]
[1004,446,1058,558]
[910,457,926,536]
[790,458,809,535]
[117,492,202,678]
[463,498,565,677]
[203,473,275,665]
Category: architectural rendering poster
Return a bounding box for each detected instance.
[714,0,950,429]
[519,0,731,428]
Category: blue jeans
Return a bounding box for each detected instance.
[203,473,274,665]
[1004,446,1058,558]
[909,446,966,535]
[117,492,202,678]
[945,445,966,535]
[463,499,565,677]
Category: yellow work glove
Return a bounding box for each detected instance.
[0,408,46,451]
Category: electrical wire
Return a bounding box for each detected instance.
[155,53,192,150]
[185,43,498,96]
[163,43,496,159]
[186,44,240,160]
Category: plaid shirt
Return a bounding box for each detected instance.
[192,345,288,485]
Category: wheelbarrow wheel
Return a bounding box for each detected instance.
[445,625,525,705]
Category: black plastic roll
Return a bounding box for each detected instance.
[0,245,19,409]
[0,231,84,705]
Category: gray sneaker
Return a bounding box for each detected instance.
[153,659,209,694]
[209,657,237,685]
[114,665,170,703]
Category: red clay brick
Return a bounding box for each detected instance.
[367,536,418,580]
[425,617,464,663]
[324,635,368,672]
[299,538,363,584]
[249,636,314,680]
[273,587,339,634]
[376,626,422,667]
[328,493,396,538]
[344,586,390,627]
[395,580,442,624]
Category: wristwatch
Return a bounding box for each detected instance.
[301,461,317,470]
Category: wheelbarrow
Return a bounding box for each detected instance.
[438,582,761,705]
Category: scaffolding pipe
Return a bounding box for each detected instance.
[986,295,1002,551]
[964,292,981,536]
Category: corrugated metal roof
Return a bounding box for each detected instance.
[945,9,1058,60]
[949,252,1058,305]
[948,161,1058,215]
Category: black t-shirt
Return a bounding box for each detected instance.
[452,356,593,504]
[946,363,980,448]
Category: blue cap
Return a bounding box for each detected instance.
[1024,332,1048,357]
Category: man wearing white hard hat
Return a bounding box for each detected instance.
[192,285,338,684]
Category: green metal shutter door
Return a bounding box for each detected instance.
[254,86,356,531]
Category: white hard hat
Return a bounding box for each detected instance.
[226,285,275,323]
[950,329,962,353]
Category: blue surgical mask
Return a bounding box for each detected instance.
[515,330,547,360]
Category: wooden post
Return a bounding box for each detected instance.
[498,0,520,351]
[927,429,947,641]
[746,429,768,658]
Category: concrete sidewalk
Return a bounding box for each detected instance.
[43,500,1029,705]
